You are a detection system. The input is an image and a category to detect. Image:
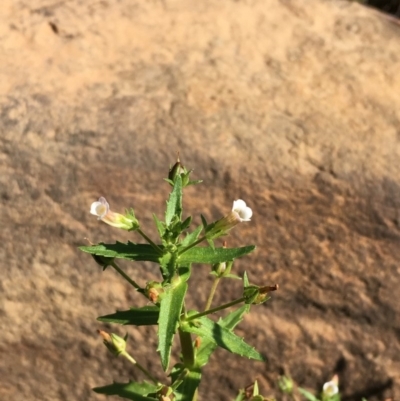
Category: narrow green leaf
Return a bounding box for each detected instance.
[97,306,160,326]
[180,225,203,248]
[243,271,250,287]
[187,180,203,186]
[158,281,188,371]
[180,216,192,231]
[195,305,250,367]
[153,214,166,237]
[178,245,255,265]
[93,381,159,401]
[200,214,208,228]
[166,175,182,226]
[181,315,263,361]
[80,242,162,263]
[298,388,320,401]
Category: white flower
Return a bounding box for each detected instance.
[322,380,339,397]
[232,199,252,222]
[90,197,139,231]
[90,197,110,219]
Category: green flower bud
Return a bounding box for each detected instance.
[98,330,127,356]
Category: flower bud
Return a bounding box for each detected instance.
[145,281,164,304]
[167,156,198,187]
[278,375,294,394]
[98,330,127,356]
[168,157,185,183]
[244,284,278,305]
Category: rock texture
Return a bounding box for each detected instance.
[1,0,400,400]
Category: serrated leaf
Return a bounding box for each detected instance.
[93,381,159,401]
[180,225,203,248]
[178,245,255,265]
[166,175,182,226]
[195,305,250,367]
[97,306,160,326]
[181,315,263,362]
[153,214,166,237]
[80,242,162,262]
[158,281,188,371]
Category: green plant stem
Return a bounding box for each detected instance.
[178,235,207,255]
[186,297,245,321]
[203,276,221,311]
[170,368,189,390]
[111,261,141,290]
[178,328,195,368]
[122,352,159,385]
[137,228,163,254]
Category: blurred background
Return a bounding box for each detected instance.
[1,1,399,400]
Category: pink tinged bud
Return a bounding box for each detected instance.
[232,199,252,222]
[98,330,127,356]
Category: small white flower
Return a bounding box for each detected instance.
[232,199,252,222]
[322,380,339,397]
[90,197,139,231]
[90,197,110,219]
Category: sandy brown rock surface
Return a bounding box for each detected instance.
[1,0,400,400]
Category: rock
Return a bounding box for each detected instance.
[1,0,399,400]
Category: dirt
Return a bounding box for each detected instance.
[1,1,400,400]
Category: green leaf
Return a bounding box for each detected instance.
[97,306,160,326]
[195,305,250,367]
[166,175,182,226]
[158,281,188,371]
[187,180,203,186]
[181,315,263,362]
[178,245,255,265]
[243,271,250,287]
[180,216,192,231]
[200,214,208,228]
[93,381,159,401]
[80,242,162,262]
[299,388,321,401]
[173,368,202,401]
[153,214,166,237]
[180,225,203,248]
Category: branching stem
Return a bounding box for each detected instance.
[111,261,141,290]
[186,297,245,321]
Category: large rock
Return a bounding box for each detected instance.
[1,0,399,400]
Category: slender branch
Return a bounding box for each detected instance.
[178,235,207,255]
[137,228,163,254]
[203,277,221,311]
[122,352,160,385]
[111,261,141,290]
[170,368,189,391]
[186,297,245,321]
